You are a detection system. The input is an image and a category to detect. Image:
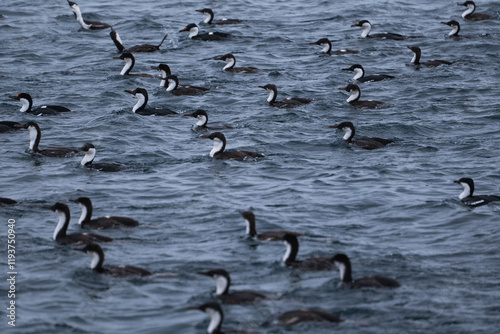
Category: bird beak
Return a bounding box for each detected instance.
[341,67,351,71]
[196,271,210,276]
[308,42,318,45]
[350,23,359,27]
[328,125,340,129]
[213,56,223,60]
[41,205,53,210]
[453,180,460,184]
[112,56,121,59]
[72,247,86,252]
[200,135,210,139]
[8,95,18,99]
[77,146,86,151]
[337,87,347,91]
[13,123,25,128]
[406,46,413,50]
[440,22,448,25]
[150,66,159,70]
[186,306,200,311]
[69,199,77,203]
[183,113,194,117]
[195,9,203,13]
[179,27,188,32]
[257,86,266,89]
[124,90,135,95]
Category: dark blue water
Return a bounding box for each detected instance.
[1,0,500,333]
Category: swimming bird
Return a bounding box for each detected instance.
[239,210,302,241]
[441,20,461,37]
[43,203,113,245]
[151,64,172,87]
[342,64,394,82]
[278,309,342,325]
[78,143,124,172]
[179,23,231,41]
[70,197,139,229]
[183,109,232,131]
[17,121,77,157]
[0,121,22,133]
[454,177,500,207]
[0,197,17,206]
[197,268,266,304]
[338,84,384,109]
[332,253,401,288]
[112,52,154,77]
[457,1,493,20]
[407,46,452,67]
[214,53,259,73]
[351,20,406,40]
[258,84,312,108]
[309,38,359,55]
[125,88,176,115]
[196,8,242,25]
[329,121,393,150]
[281,233,333,271]
[74,243,151,276]
[67,0,112,30]
[187,302,249,334]
[9,93,71,115]
[200,132,264,161]
[110,30,168,53]
[163,75,209,96]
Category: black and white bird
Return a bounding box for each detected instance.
[110,30,168,53]
[454,177,500,207]
[183,109,232,132]
[70,197,139,229]
[151,64,172,87]
[163,75,209,96]
[332,253,401,288]
[78,143,124,172]
[125,88,176,115]
[309,38,358,55]
[258,84,312,108]
[214,54,259,73]
[338,84,384,109]
[43,203,113,245]
[441,20,461,37]
[179,23,231,41]
[407,46,452,67]
[457,1,493,20]
[0,121,22,133]
[200,132,264,161]
[74,243,151,277]
[197,268,266,304]
[187,302,249,334]
[329,121,393,150]
[278,309,342,325]
[281,233,334,271]
[17,121,77,157]
[112,53,154,77]
[67,0,112,30]
[239,210,302,241]
[342,64,394,82]
[351,20,406,40]
[10,93,71,115]
[196,8,242,25]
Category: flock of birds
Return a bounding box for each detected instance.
[1,1,499,333]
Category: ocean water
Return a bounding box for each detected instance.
[1,0,500,333]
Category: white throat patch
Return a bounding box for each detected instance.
[88,251,100,269]
[353,68,364,80]
[133,93,146,112]
[342,127,353,141]
[166,79,176,91]
[214,274,228,295]
[206,308,222,334]
[334,261,346,282]
[361,22,371,38]
[20,98,30,112]
[27,125,38,151]
[459,182,471,199]
[210,138,223,157]
[282,240,292,262]
[196,115,207,126]
[81,148,96,165]
[222,57,235,70]
[120,58,133,75]
[53,210,67,240]
[346,89,360,103]
[188,26,199,38]
[77,203,87,225]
